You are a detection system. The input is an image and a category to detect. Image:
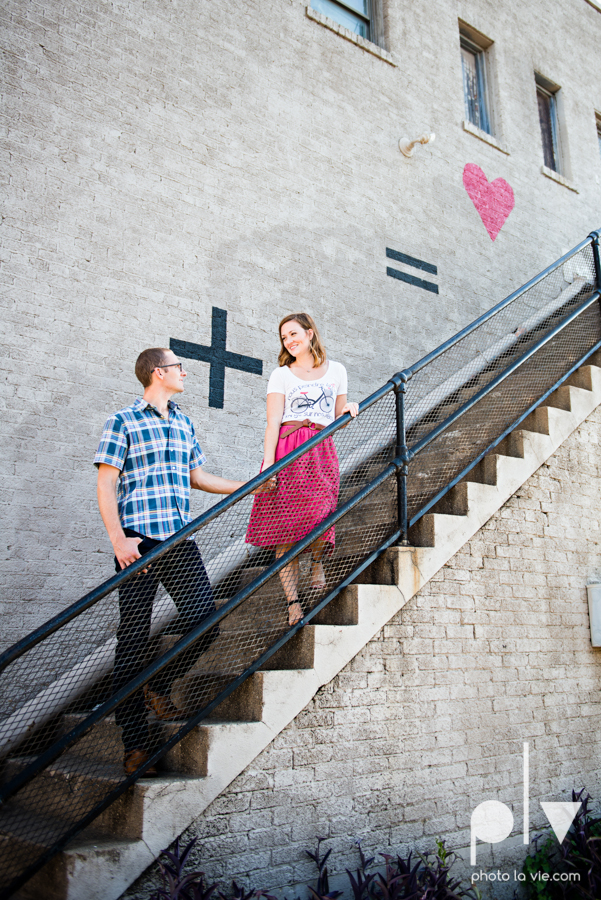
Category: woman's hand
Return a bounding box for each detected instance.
[335,394,358,421]
[340,402,359,418]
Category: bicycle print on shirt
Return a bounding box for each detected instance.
[290,383,335,415]
[287,380,337,420]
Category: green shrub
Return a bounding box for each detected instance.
[521,789,601,900]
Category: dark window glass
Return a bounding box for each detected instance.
[537,87,559,172]
[460,38,491,135]
[311,0,371,39]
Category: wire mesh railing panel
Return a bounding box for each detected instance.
[1,232,599,898]
[0,391,398,895]
[405,299,601,524]
[403,244,597,449]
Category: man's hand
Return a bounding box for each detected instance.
[252,475,277,494]
[113,536,143,570]
[98,464,147,570]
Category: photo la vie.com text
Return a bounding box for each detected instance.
[468,743,583,883]
[471,869,580,885]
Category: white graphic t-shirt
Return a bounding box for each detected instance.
[267,360,348,428]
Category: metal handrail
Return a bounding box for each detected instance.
[400,232,600,382]
[1,228,600,900]
[407,291,600,462]
[0,461,398,807]
[2,233,598,675]
[408,335,601,529]
[4,527,403,900]
[0,380,395,675]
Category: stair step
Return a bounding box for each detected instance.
[0,806,68,856]
[5,357,601,899]
[172,669,265,721]
[260,626,315,670]
[463,451,502,486]
[11,835,144,900]
[431,482,471,516]
[565,364,596,391]
[312,585,359,625]
[546,384,572,411]
[2,754,151,839]
[57,714,125,765]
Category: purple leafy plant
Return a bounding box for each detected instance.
[149,837,217,900]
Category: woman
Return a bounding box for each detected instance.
[246,313,358,626]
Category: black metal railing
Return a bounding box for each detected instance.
[0,229,599,898]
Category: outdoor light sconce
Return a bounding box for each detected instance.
[586,584,601,646]
[399,132,435,158]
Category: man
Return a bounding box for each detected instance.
[95,347,249,776]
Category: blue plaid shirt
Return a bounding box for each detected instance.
[94,397,206,540]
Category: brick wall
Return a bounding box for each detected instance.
[2,0,601,643]
[123,406,601,900]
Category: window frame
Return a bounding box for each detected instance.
[310,0,372,40]
[459,25,494,137]
[596,112,601,161]
[535,74,562,174]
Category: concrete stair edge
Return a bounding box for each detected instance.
[27,363,601,900]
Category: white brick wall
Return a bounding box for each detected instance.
[1,0,601,697]
[123,407,601,900]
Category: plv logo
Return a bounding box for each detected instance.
[470,743,581,864]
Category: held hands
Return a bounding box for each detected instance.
[251,402,360,498]
[252,475,278,494]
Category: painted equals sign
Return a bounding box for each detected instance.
[386,248,439,294]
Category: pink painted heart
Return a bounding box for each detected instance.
[463,163,515,241]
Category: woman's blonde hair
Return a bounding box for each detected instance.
[278,312,327,368]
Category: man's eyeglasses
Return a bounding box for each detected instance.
[158,362,184,372]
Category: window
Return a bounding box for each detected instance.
[460,27,492,135]
[310,0,371,39]
[535,74,561,173]
[597,114,601,159]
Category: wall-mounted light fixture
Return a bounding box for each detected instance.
[399,133,435,158]
[586,584,601,646]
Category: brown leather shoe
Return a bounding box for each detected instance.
[123,748,158,777]
[144,685,181,721]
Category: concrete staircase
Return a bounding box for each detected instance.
[9,358,601,900]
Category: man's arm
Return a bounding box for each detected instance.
[189,467,246,494]
[190,466,276,495]
[97,463,143,569]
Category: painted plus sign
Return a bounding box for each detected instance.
[170,307,263,409]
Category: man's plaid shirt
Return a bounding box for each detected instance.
[94,397,206,540]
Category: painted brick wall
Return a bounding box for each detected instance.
[123,406,601,900]
[2,0,601,639]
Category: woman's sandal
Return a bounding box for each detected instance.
[287,600,303,626]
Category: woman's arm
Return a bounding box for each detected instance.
[263,393,285,467]
[335,394,359,419]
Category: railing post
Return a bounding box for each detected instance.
[589,229,601,292]
[394,376,409,546]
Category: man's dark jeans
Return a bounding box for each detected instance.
[114,529,218,752]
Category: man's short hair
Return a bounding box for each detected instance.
[135,348,170,388]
